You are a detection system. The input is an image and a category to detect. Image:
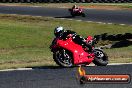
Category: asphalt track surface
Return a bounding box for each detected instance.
[0,5,132,25]
[0,64,132,88]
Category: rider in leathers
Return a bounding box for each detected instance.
[72,5,80,12]
[54,26,92,52]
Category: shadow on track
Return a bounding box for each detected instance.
[54,16,74,18]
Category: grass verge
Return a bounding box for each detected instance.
[0,14,131,69]
[0,3,132,10]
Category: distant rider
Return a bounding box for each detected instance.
[72,5,80,12]
[54,26,92,52]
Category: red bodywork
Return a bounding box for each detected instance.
[69,8,84,16]
[51,36,95,65]
[72,8,83,13]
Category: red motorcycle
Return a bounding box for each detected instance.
[50,35,108,67]
[69,8,86,17]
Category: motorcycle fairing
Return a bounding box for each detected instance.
[57,38,94,65]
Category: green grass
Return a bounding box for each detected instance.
[0,14,131,69]
[1,3,132,9]
[105,46,132,63]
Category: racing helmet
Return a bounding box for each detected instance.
[74,5,77,8]
[54,26,64,37]
[73,5,77,8]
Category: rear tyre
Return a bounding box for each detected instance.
[53,49,73,67]
[93,49,108,66]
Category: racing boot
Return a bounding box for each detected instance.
[83,43,92,53]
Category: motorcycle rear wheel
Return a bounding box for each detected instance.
[93,49,108,66]
[53,49,73,67]
[82,13,86,17]
[71,13,75,17]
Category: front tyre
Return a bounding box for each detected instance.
[53,49,73,67]
[93,49,108,66]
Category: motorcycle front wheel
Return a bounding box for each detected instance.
[93,49,108,66]
[53,49,73,67]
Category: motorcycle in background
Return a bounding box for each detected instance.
[69,8,86,17]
